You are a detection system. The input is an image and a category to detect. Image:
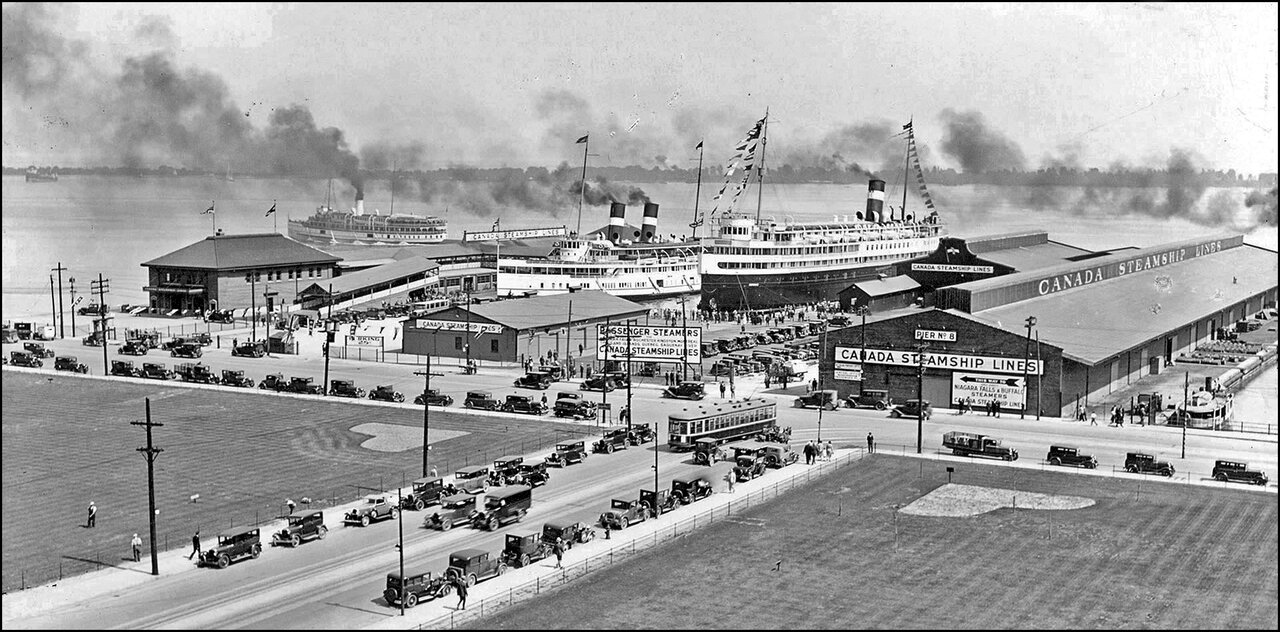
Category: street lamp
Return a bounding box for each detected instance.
[1022,316,1037,420]
[915,342,927,454]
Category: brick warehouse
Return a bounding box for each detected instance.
[823,233,1277,418]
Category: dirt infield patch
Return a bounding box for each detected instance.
[902,483,1095,517]
[349,423,470,452]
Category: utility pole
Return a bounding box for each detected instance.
[680,294,690,381]
[625,318,633,433]
[91,275,110,374]
[69,277,77,339]
[565,299,573,377]
[247,272,258,343]
[916,342,927,454]
[263,281,277,357]
[464,285,472,371]
[1022,316,1037,420]
[817,325,828,442]
[601,316,610,423]
[415,360,443,478]
[322,283,334,393]
[1035,331,1043,420]
[396,487,405,616]
[131,398,163,576]
[1181,371,1188,459]
[49,275,56,333]
[52,262,67,338]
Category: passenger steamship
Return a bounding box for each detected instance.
[287,193,448,246]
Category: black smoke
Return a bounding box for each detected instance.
[939,108,1027,173]
[1244,187,1278,226]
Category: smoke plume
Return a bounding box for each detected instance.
[939,108,1027,173]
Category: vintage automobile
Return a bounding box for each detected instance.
[206,309,237,324]
[118,339,149,355]
[471,485,533,531]
[517,461,550,488]
[220,369,254,388]
[343,494,398,526]
[270,510,327,547]
[54,355,89,374]
[369,384,405,403]
[259,373,288,391]
[670,475,715,505]
[845,388,893,411]
[81,332,105,347]
[592,427,631,454]
[188,331,214,346]
[1124,452,1176,477]
[663,381,707,400]
[639,488,677,517]
[1046,445,1098,469]
[110,360,143,377]
[23,342,55,358]
[759,443,800,468]
[286,376,325,395]
[401,476,447,511]
[755,425,793,444]
[692,438,729,465]
[536,364,566,381]
[546,441,588,467]
[890,399,933,420]
[579,374,619,392]
[501,532,551,568]
[1212,460,1269,485]
[628,423,656,445]
[425,493,480,531]
[827,315,851,327]
[464,390,501,411]
[141,362,177,380]
[77,302,108,316]
[502,394,548,415]
[329,379,366,398]
[197,526,261,569]
[9,350,43,368]
[514,371,554,390]
[231,341,266,358]
[414,388,455,407]
[175,362,217,384]
[733,452,768,482]
[453,465,491,494]
[599,498,649,530]
[170,342,204,359]
[490,456,525,485]
[444,549,507,588]
[384,567,453,608]
[553,394,598,420]
[541,519,596,550]
[795,389,840,411]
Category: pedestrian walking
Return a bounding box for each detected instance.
[719,381,726,399]
[455,577,468,610]
[866,432,875,453]
[811,378,818,393]
[803,440,816,465]
[1089,412,1098,426]
[824,440,834,461]
[554,537,566,569]
[730,383,736,399]
[188,530,201,560]
[131,533,143,562]
[87,501,97,528]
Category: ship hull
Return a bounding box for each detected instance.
[287,221,446,245]
[699,265,896,310]
[499,267,700,299]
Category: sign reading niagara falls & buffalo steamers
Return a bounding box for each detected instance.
[835,346,1043,375]
[596,324,701,363]
[951,372,1027,410]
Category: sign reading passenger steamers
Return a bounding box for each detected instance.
[596,324,701,363]
[836,346,1043,374]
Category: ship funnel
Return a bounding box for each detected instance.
[608,202,626,244]
[355,192,365,216]
[865,179,885,223]
[642,202,659,242]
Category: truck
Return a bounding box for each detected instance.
[941,431,1018,461]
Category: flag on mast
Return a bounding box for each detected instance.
[575,134,589,144]
[695,140,703,149]
[265,202,277,217]
[492,218,501,231]
[202,201,215,215]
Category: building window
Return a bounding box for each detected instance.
[490,339,499,354]
[454,336,463,350]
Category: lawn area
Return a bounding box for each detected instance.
[0,371,587,592]
[475,455,1278,629]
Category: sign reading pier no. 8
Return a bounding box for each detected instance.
[596,324,701,363]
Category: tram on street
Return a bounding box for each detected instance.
[667,398,778,451]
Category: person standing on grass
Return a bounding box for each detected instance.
[131,533,143,562]
[87,501,97,528]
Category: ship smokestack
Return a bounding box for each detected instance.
[608,202,626,243]
[641,202,659,242]
[865,179,885,223]
[355,191,365,216]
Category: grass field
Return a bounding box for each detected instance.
[0,371,589,592]
[475,455,1278,629]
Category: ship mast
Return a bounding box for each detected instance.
[901,116,911,222]
[577,135,590,236]
[390,164,396,215]
[754,109,769,224]
[690,141,705,238]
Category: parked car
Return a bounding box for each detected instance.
[628,423,656,445]
[110,360,143,377]
[141,362,177,380]
[54,355,89,374]
[692,438,729,465]
[287,376,325,395]
[827,315,850,327]
[1212,460,1269,485]
[890,399,932,420]
[9,350,42,368]
[369,384,405,403]
[1046,445,1098,469]
[546,441,588,467]
[118,339,149,355]
[197,526,261,569]
[663,381,706,400]
[514,371,554,390]
[542,520,596,550]
[517,461,550,488]
[592,427,631,454]
[206,309,237,324]
[329,379,365,398]
[453,465,491,494]
[231,341,266,358]
[471,485,533,531]
[846,388,892,410]
[259,373,287,391]
[175,362,217,384]
[490,456,525,486]
[443,549,507,588]
[755,425,793,444]
[580,374,619,392]
[599,498,649,530]
[220,369,254,388]
[639,488,677,517]
[425,493,480,531]
[188,331,213,346]
[553,394,598,420]
[501,532,551,568]
[1124,452,1175,477]
[77,302,107,316]
[23,342,54,358]
[733,453,768,482]
[759,443,800,468]
[502,394,548,415]
[270,510,327,547]
[170,342,204,359]
[401,476,447,511]
[384,567,452,609]
[343,494,398,526]
[414,388,453,407]
[464,390,501,411]
[670,475,715,505]
[795,389,840,411]
[81,332,105,347]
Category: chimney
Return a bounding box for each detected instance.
[865,179,885,223]
[608,202,626,244]
[355,191,365,216]
[641,202,659,242]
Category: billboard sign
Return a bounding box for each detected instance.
[414,319,505,335]
[463,226,568,242]
[951,372,1026,410]
[346,335,384,348]
[596,324,701,363]
[836,346,1042,375]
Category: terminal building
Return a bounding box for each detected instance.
[823,233,1278,418]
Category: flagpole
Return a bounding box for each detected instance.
[901,118,912,222]
[577,136,589,236]
[691,141,704,238]
[755,109,768,224]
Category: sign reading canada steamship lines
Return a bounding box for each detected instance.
[462,227,568,242]
[835,346,1043,375]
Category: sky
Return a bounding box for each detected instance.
[3,2,1277,175]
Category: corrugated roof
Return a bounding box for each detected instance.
[978,240,1095,272]
[142,234,341,270]
[849,276,921,297]
[971,244,1278,365]
[310,256,440,296]
[466,290,649,331]
[964,230,1051,253]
